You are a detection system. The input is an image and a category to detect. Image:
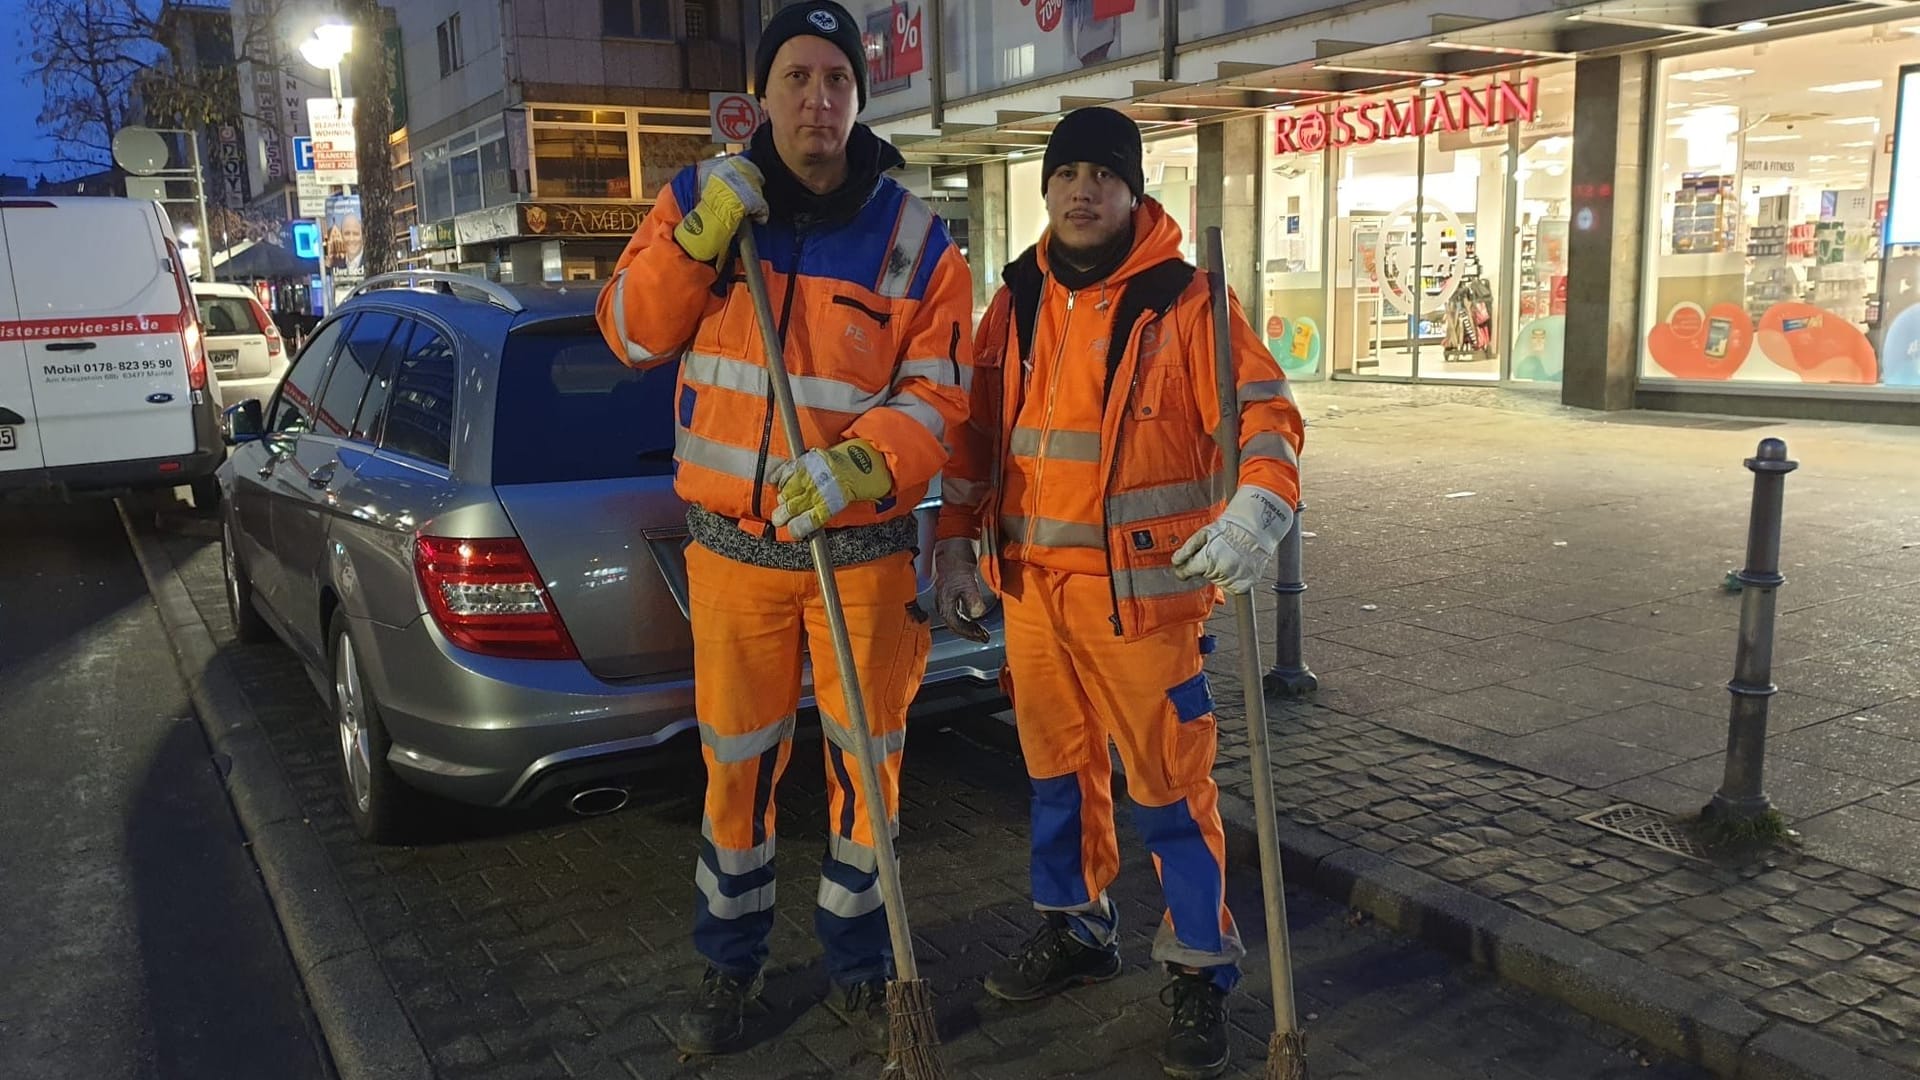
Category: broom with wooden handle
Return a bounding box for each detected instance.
[734,224,946,1079]
[1203,226,1306,1080]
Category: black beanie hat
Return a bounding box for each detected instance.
[754,1,868,110]
[1042,107,1145,198]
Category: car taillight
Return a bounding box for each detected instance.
[414,536,580,661]
[249,297,284,357]
[182,318,209,391]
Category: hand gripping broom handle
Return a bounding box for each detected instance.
[736,226,920,980]
[1203,227,1299,1039]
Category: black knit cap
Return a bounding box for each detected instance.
[1042,107,1144,198]
[754,1,869,110]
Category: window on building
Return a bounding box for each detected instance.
[419,144,453,223]
[436,13,464,78]
[605,0,674,40]
[685,1,707,40]
[602,0,634,37]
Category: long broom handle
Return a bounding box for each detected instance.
[736,225,920,981]
[1203,227,1298,1037]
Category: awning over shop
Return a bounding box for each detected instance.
[211,239,319,279]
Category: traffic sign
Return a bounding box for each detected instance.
[292,136,315,172]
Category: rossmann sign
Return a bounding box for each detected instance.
[1274,75,1540,153]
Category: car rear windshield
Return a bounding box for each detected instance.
[198,296,263,336]
[491,323,677,485]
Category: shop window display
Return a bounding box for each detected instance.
[1643,18,1920,389]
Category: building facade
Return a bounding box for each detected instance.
[856,0,1920,421]
[396,0,752,281]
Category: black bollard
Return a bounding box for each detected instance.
[1708,438,1797,822]
[1264,501,1318,698]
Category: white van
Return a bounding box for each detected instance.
[0,197,223,505]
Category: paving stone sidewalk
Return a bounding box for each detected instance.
[150,518,1698,1080]
[1196,385,1920,1073]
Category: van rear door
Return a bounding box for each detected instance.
[0,206,48,475]
[2,199,196,470]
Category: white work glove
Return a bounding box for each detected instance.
[1172,486,1294,595]
[934,538,992,643]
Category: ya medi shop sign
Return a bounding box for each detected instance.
[1273,75,1540,153]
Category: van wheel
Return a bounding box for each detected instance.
[191,476,220,512]
[222,520,274,645]
[329,610,418,844]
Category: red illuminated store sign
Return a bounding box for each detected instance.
[1274,76,1540,153]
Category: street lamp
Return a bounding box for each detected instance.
[301,21,354,314]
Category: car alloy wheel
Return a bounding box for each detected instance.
[335,634,373,815]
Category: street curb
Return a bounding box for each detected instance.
[119,504,436,1080]
[958,712,1913,1080]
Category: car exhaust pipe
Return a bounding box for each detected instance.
[568,786,629,817]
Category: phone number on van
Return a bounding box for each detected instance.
[41,358,175,382]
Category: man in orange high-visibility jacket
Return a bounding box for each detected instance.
[934,107,1304,1080]
[595,0,971,1058]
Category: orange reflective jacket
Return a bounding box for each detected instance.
[938,199,1304,640]
[596,149,972,537]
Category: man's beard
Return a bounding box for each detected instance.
[1052,221,1133,271]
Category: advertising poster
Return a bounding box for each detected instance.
[324,194,366,279]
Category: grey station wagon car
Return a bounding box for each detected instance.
[216,272,1005,843]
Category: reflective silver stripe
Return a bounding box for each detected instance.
[941,475,989,509]
[607,272,673,366]
[896,357,966,392]
[876,197,935,299]
[827,832,880,874]
[682,351,885,416]
[677,427,786,481]
[1106,474,1222,527]
[1114,564,1206,601]
[701,818,777,876]
[1007,427,1102,463]
[1241,432,1300,469]
[820,713,908,758]
[698,714,796,764]
[884,392,947,442]
[695,859,777,919]
[1002,514,1104,550]
[1239,379,1299,409]
[817,874,886,919]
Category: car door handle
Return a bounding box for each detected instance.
[44,341,96,352]
[308,464,336,489]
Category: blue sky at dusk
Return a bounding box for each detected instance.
[1,0,56,179]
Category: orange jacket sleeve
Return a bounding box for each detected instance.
[844,236,973,496]
[1182,275,1305,510]
[936,284,1009,542]
[595,181,721,370]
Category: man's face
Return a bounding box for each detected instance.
[763,35,858,168]
[340,216,363,252]
[1045,162,1134,253]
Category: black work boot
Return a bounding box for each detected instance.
[984,913,1123,1003]
[823,977,890,1055]
[673,966,763,1055]
[1160,969,1230,1079]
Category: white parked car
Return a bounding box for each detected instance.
[192,281,287,408]
[0,196,223,507]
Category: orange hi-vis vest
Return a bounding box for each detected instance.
[938,199,1304,641]
[597,152,972,539]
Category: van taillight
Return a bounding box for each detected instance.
[414,536,580,661]
[182,319,209,391]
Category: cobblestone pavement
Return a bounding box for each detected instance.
[151,517,1700,1080]
[1194,385,1920,1072]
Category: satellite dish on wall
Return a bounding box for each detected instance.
[113,127,171,176]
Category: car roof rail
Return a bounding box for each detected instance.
[346,271,526,314]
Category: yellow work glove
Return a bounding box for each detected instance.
[768,439,894,541]
[672,156,767,264]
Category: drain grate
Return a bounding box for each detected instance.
[1576,803,1708,861]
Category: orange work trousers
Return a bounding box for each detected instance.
[1000,558,1244,987]
[685,541,931,985]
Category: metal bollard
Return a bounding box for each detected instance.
[1264,501,1318,698]
[1708,438,1798,821]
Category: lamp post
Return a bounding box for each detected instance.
[299,22,353,314]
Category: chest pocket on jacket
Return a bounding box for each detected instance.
[1129,319,1190,424]
[814,290,900,399]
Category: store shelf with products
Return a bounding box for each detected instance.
[1671,173,1735,254]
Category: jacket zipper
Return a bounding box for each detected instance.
[1025,287,1075,561]
[751,229,805,526]
[831,293,892,326]
[1102,315,1147,637]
